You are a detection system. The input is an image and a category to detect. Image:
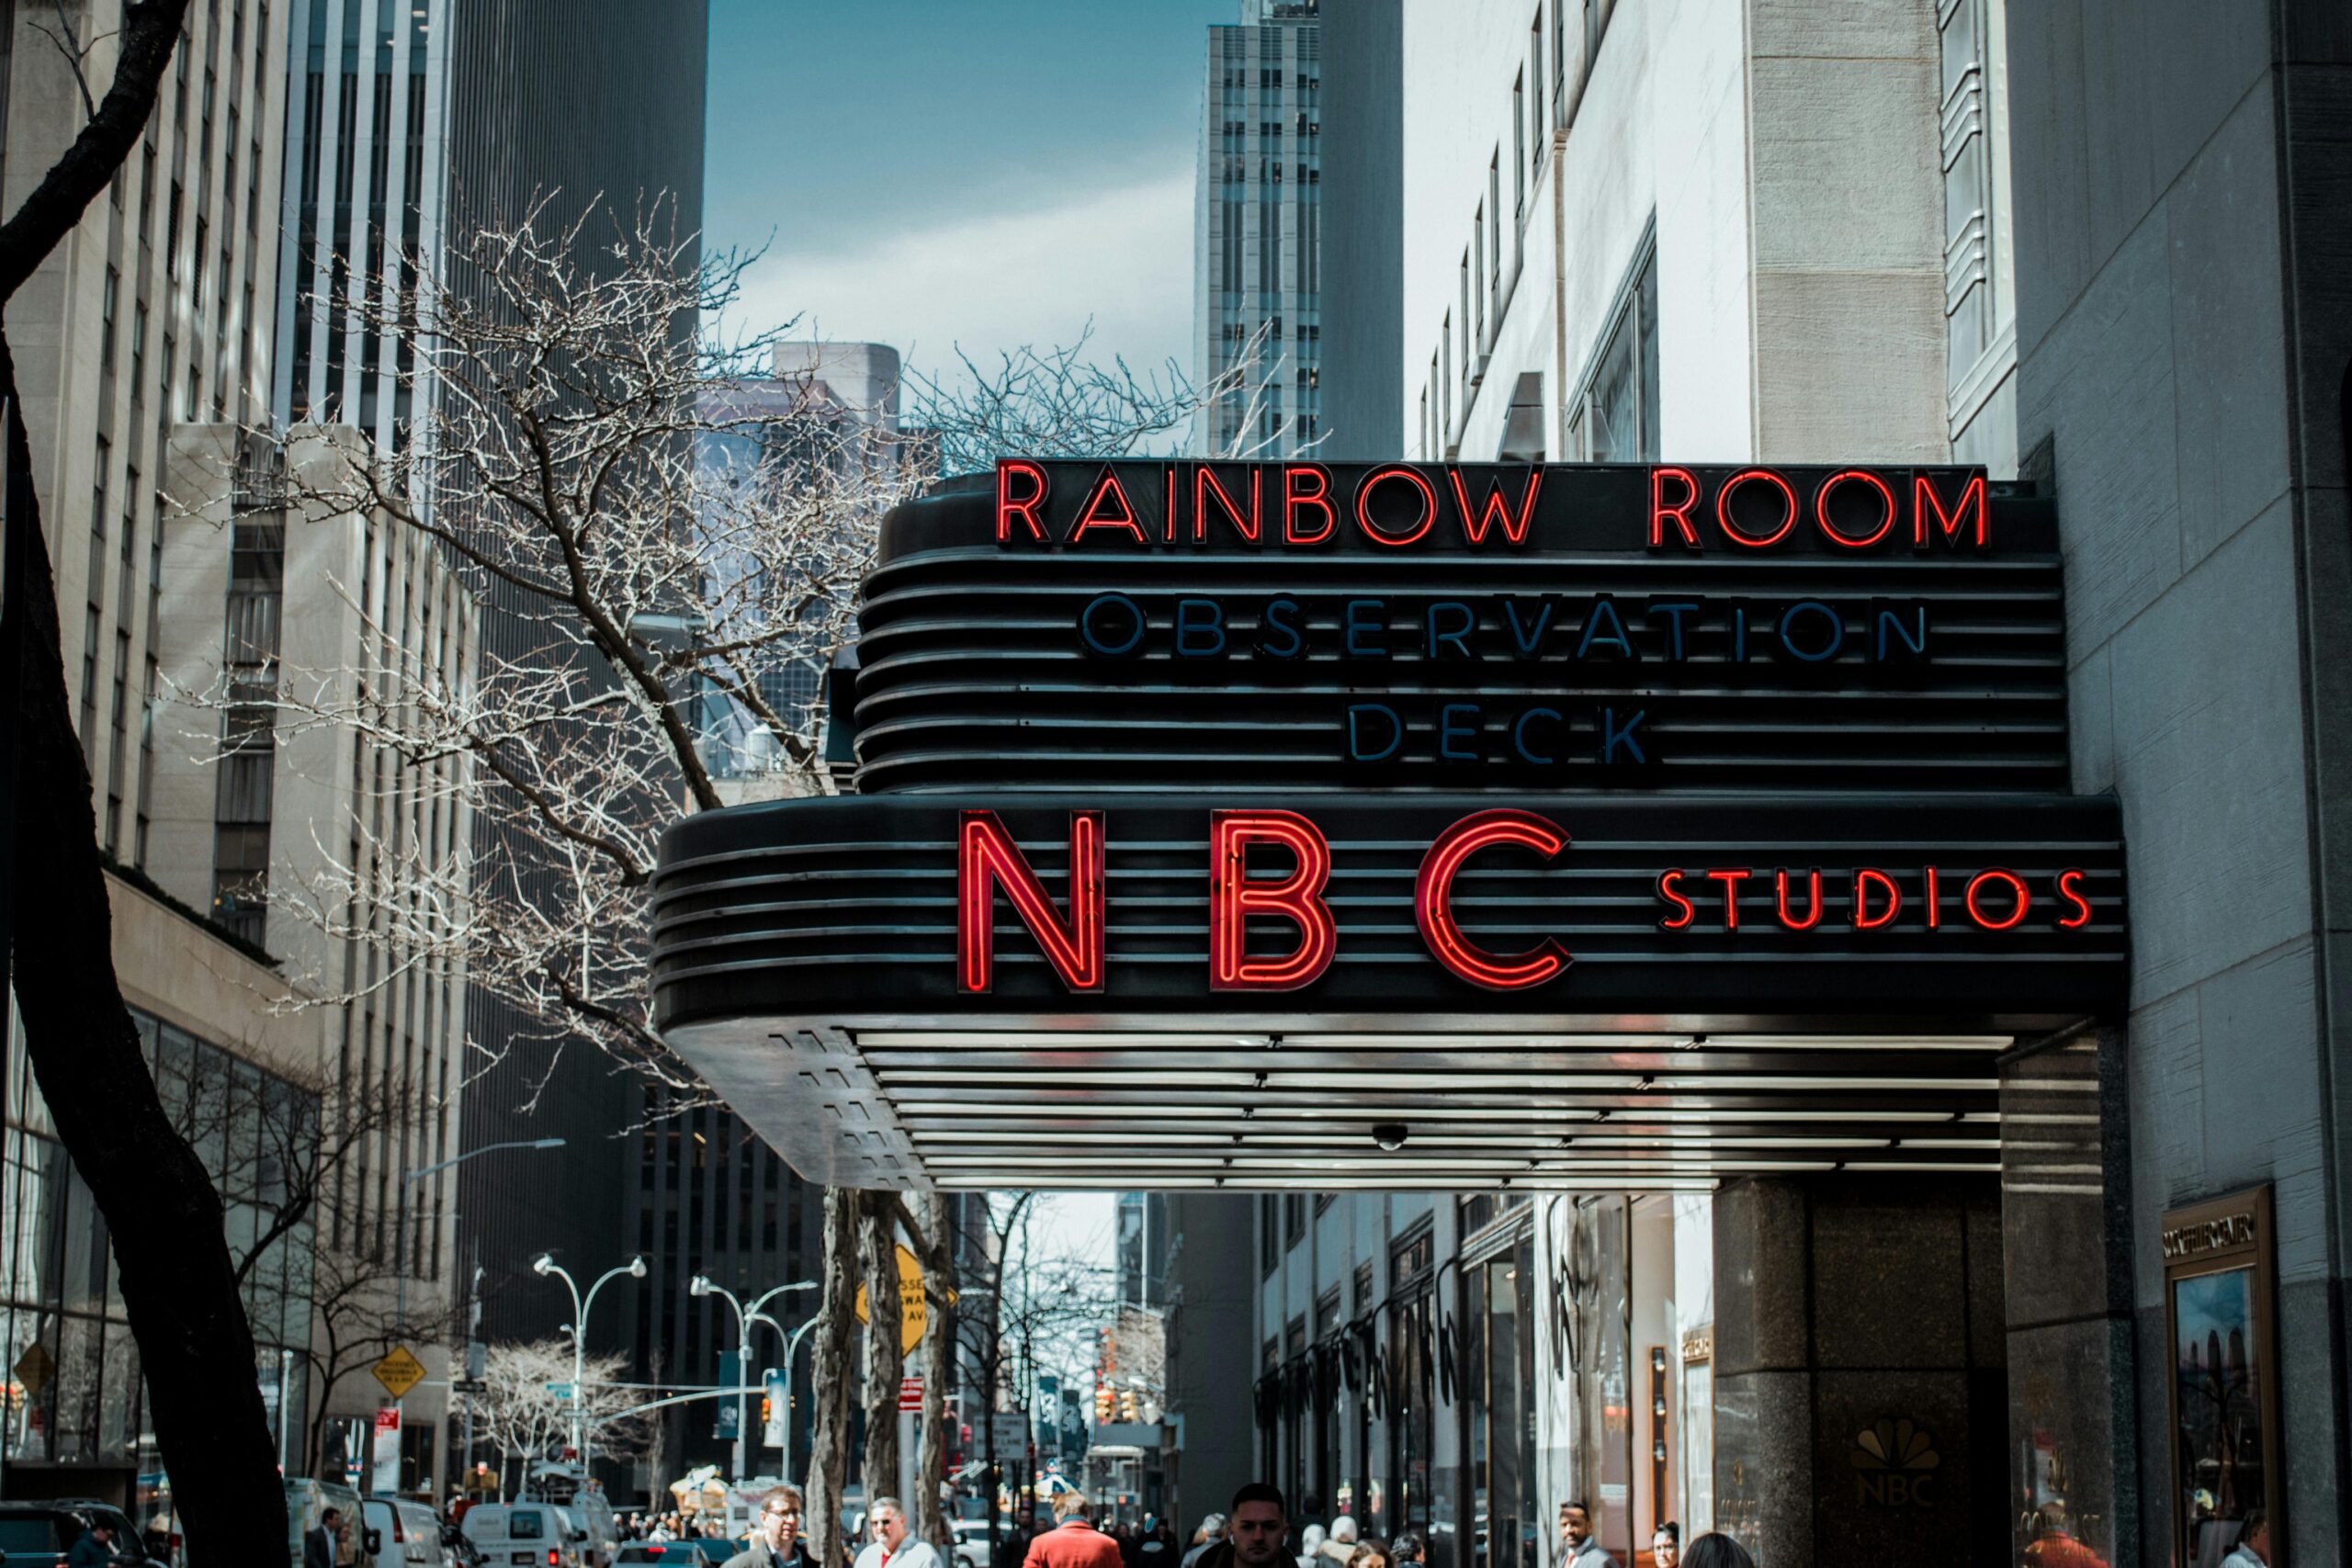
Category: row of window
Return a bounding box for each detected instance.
[1419,0,1614,459]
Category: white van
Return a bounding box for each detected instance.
[362,1497,450,1567]
[458,1503,583,1568]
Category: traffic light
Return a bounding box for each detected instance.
[1117,1391,1138,1423]
[1094,1385,1114,1422]
[760,1393,773,1431]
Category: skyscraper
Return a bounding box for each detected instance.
[1192,0,1322,457]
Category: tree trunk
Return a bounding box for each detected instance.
[3,354,287,1563]
[860,1190,904,1511]
[915,1191,953,1547]
[807,1186,860,1568]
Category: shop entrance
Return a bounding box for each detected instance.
[649,461,2126,1568]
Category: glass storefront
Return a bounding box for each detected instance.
[0,1007,318,1508]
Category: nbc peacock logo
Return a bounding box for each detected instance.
[1850,1417,1940,1507]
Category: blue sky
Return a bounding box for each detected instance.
[705,0,1233,384]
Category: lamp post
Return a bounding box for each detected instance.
[689,1275,816,1480]
[395,1138,566,1332]
[535,1253,649,1457]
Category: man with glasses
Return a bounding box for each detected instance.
[726,1485,813,1568]
[854,1497,944,1568]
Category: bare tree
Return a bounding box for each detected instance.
[475,1337,655,1495]
[0,0,295,1553]
[206,193,1266,1537]
[947,1196,1118,1544]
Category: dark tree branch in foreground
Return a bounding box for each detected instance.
[0,2,290,1560]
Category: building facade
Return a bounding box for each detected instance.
[1192,1,1324,458]
[429,0,709,1385]
[0,0,312,1517]
[1283,0,2352,1562]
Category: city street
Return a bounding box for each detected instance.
[0,2,2340,1567]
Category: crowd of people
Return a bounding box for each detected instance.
[1006,1484,1752,1568]
[588,1480,1752,1568]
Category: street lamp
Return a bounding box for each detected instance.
[396,1138,566,1331]
[689,1275,816,1481]
[535,1252,648,1456]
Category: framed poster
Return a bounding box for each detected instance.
[2163,1185,2279,1567]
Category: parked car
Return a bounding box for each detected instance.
[458,1503,584,1568]
[0,1499,168,1566]
[949,1520,993,1568]
[364,1496,454,1567]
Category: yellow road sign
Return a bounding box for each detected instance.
[854,1244,957,1355]
[373,1345,427,1400]
[13,1342,53,1400]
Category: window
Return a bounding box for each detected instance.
[1473,209,1486,352]
[1513,76,1527,221]
[1531,16,1545,170]
[1566,238,1659,462]
[1489,158,1505,321]
[1940,0,2014,443]
[1284,1192,1306,1246]
[100,268,119,377]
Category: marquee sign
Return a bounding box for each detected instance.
[652,793,2122,1028]
[646,460,2125,1189]
[854,462,2067,795]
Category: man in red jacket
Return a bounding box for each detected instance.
[1021,1492,1123,1568]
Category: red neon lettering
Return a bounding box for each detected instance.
[1163,466,1177,542]
[1208,810,1337,991]
[1355,465,1439,547]
[1657,869,1696,931]
[1775,868,1823,931]
[1415,809,1573,990]
[1195,466,1263,543]
[1283,465,1337,545]
[996,459,1047,542]
[1070,467,1146,542]
[1815,468,1897,548]
[1704,868,1752,930]
[1965,868,2030,931]
[2056,868,2093,930]
[1853,868,1902,931]
[1715,468,1798,547]
[1925,865,1941,929]
[1448,467,1543,546]
[1649,467,1700,547]
[956,810,1105,993]
[1914,472,1990,548]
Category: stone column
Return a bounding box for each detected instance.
[1711,1173,2007,1566]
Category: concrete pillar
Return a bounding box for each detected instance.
[1710,1174,2006,1566]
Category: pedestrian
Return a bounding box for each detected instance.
[1192,1485,1287,1568]
[1555,1503,1612,1568]
[1181,1514,1226,1568]
[1391,1534,1424,1568]
[1137,1521,1177,1568]
[1117,1523,1142,1568]
[855,1498,945,1568]
[1317,1517,1357,1568]
[1022,1491,1121,1568]
[2220,1510,2271,1568]
[1295,1524,1326,1568]
[726,1485,813,1568]
[67,1517,117,1568]
[1650,1524,1679,1568]
[304,1508,342,1568]
[1676,1537,1752,1568]
[1344,1542,1391,1568]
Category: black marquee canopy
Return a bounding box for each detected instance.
[650,461,2125,1190]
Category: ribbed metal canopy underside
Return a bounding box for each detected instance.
[666,1019,2068,1192]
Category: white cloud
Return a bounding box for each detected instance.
[725,166,1197,387]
